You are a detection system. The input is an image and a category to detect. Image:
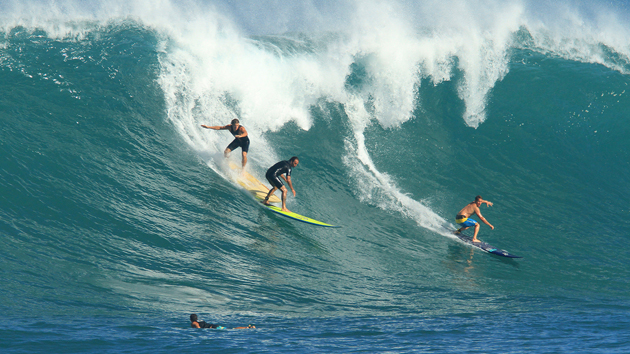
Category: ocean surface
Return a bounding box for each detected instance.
[2,0,630,352]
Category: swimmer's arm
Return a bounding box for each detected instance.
[191,322,201,328]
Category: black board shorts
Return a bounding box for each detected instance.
[226,136,250,153]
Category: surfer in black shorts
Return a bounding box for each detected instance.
[201,119,250,168]
[262,157,299,212]
[190,314,255,329]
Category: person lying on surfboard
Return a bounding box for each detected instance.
[190,314,255,329]
[262,156,299,212]
[455,195,494,243]
[201,118,249,169]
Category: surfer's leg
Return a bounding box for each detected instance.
[240,138,249,169]
[225,139,240,158]
[456,226,470,234]
[264,174,284,206]
[241,151,247,168]
[472,223,481,242]
[457,219,478,239]
[455,217,470,234]
[263,187,278,205]
[280,186,290,212]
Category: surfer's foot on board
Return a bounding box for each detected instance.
[261,200,271,206]
[281,208,290,212]
[472,238,481,243]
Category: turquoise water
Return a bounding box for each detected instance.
[2,1,630,352]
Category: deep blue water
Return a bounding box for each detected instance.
[2,1,630,352]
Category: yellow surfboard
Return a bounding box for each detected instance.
[229,163,338,227]
[229,162,281,204]
[263,204,340,228]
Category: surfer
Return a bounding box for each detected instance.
[262,157,299,212]
[455,195,494,243]
[190,314,255,329]
[201,119,250,168]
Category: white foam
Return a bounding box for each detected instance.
[342,96,450,232]
[4,0,628,129]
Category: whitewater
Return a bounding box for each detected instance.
[1,0,630,352]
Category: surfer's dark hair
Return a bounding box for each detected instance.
[289,156,299,163]
[475,195,482,202]
[231,118,239,125]
[190,314,198,322]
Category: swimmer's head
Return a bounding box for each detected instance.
[190,314,198,322]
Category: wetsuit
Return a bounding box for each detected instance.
[196,321,224,329]
[265,160,292,189]
[226,125,250,153]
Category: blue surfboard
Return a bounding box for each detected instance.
[453,231,522,258]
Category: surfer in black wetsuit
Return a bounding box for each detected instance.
[201,119,250,168]
[190,314,255,329]
[262,157,299,212]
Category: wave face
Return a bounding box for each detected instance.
[2,0,630,352]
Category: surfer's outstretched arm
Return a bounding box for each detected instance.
[201,124,229,130]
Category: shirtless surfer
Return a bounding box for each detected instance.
[455,195,494,242]
[201,119,249,168]
[262,157,299,212]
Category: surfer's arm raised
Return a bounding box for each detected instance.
[480,199,493,207]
